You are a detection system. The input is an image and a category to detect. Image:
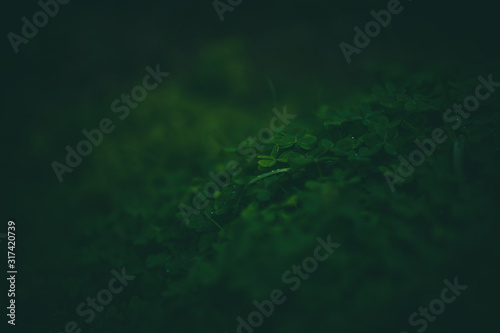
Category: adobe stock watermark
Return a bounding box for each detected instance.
[51,64,169,182]
[7,0,71,54]
[213,0,243,22]
[339,0,405,64]
[400,277,467,333]
[384,73,499,192]
[226,235,340,333]
[178,106,296,225]
[50,267,135,333]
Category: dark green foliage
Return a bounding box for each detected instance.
[37,68,500,333]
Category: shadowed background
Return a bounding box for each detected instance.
[1,0,499,332]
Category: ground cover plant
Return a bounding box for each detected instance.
[42,68,497,333]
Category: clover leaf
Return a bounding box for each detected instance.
[257,159,276,167]
[404,93,440,112]
[324,114,362,127]
[257,144,280,167]
[277,150,301,162]
[360,103,384,123]
[271,132,317,151]
[383,143,397,155]
[334,136,355,153]
[297,134,317,150]
[272,133,297,148]
[320,139,335,150]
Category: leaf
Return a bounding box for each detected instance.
[318,156,339,162]
[271,144,280,158]
[359,144,382,156]
[374,116,389,126]
[272,133,297,148]
[335,137,355,151]
[258,159,276,167]
[360,132,380,146]
[371,143,384,153]
[360,103,372,116]
[404,100,416,112]
[379,101,396,108]
[358,147,371,156]
[222,147,238,153]
[298,134,317,150]
[324,113,361,127]
[301,134,318,145]
[387,120,401,128]
[324,116,345,127]
[233,177,247,185]
[214,204,230,215]
[320,139,334,150]
[203,211,224,231]
[374,124,387,141]
[383,143,397,155]
[283,195,298,206]
[277,150,301,162]
[290,154,314,166]
[402,120,426,137]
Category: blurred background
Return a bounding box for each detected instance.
[1,0,499,332]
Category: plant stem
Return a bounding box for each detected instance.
[204,212,223,231]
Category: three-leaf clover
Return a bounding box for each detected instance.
[359,103,384,126]
[258,145,280,167]
[358,116,399,156]
[272,133,318,150]
[324,108,361,127]
[373,82,410,108]
[297,134,318,150]
[404,93,440,112]
[272,133,297,148]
